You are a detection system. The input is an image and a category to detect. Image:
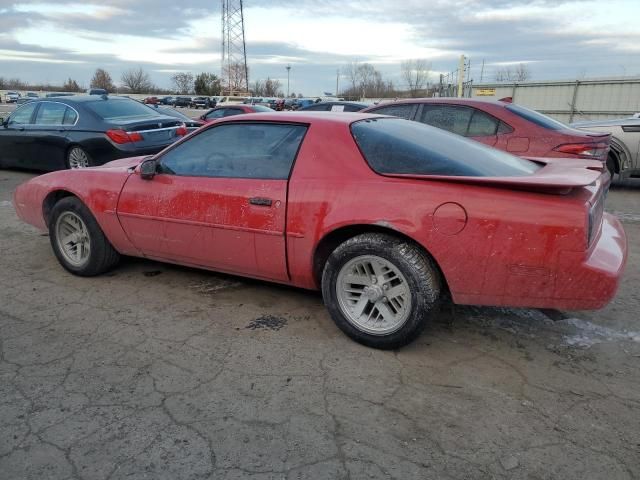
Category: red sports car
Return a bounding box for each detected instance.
[363,99,612,171]
[13,112,627,349]
[198,104,274,123]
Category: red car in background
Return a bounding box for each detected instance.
[143,96,160,105]
[13,113,626,349]
[198,104,274,123]
[363,99,611,169]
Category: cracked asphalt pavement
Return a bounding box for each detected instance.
[1,169,639,479]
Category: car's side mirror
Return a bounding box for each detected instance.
[140,159,157,180]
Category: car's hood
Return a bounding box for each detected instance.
[384,157,606,195]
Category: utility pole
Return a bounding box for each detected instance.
[457,54,465,98]
[480,59,485,83]
[286,64,291,97]
[336,69,340,97]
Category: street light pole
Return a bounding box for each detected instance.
[286,64,291,97]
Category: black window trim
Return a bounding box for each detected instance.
[155,120,310,181]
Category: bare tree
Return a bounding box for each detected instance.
[343,61,361,93]
[401,59,431,97]
[62,78,82,92]
[513,63,531,81]
[171,72,194,94]
[121,67,153,93]
[340,62,396,99]
[495,63,531,82]
[251,79,265,96]
[264,78,283,97]
[90,68,115,91]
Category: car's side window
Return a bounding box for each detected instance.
[370,104,415,120]
[223,108,243,117]
[467,109,500,137]
[159,123,307,180]
[205,109,226,120]
[8,103,38,125]
[63,108,78,125]
[34,102,68,125]
[497,121,514,134]
[304,104,327,111]
[419,105,473,136]
[344,105,363,112]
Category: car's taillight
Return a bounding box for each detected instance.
[587,193,605,247]
[553,142,609,159]
[176,125,188,136]
[106,129,143,144]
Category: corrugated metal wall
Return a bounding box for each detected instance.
[471,78,640,123]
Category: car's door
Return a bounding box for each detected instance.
[0,102,39,168]
[28,101,78,170]
[117,122,308,281]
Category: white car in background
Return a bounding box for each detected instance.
[4,92,21,103]
[572,115,640,179]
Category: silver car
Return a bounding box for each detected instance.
[572,114,640,179]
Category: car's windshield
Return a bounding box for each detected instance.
[86,99,163,121]
[352,117,540,177]
[505,103,569,131]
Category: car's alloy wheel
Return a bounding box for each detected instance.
[336,255,412,336]
[322,233,441,349]
[67,147,91,169]
[49,197,120,276]
[55,211,91,268]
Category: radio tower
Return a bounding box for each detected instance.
[221,0,249,95]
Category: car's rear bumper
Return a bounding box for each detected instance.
[453,213,627,310]
[552,213,627,309]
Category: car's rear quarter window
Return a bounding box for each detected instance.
[351,118,540,177]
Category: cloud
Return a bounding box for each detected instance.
[0,0,639,93]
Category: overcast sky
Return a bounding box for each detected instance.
[1,0,639,95]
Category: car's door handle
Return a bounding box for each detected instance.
[249,197,273,207]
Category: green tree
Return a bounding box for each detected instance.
[194,72,222,96]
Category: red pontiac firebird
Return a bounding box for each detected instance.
[13,112,627,349]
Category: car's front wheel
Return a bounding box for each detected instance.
[66,146,92,169]
[322,233,441,349]
[49,197,120,276]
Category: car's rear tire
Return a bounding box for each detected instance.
[321,233,440,349]
[66,146,92,169]
[49,197,120,276]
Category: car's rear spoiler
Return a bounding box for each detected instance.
[384,157,606,195]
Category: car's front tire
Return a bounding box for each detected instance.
[49,197,120,276]
[322,233,441,349]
